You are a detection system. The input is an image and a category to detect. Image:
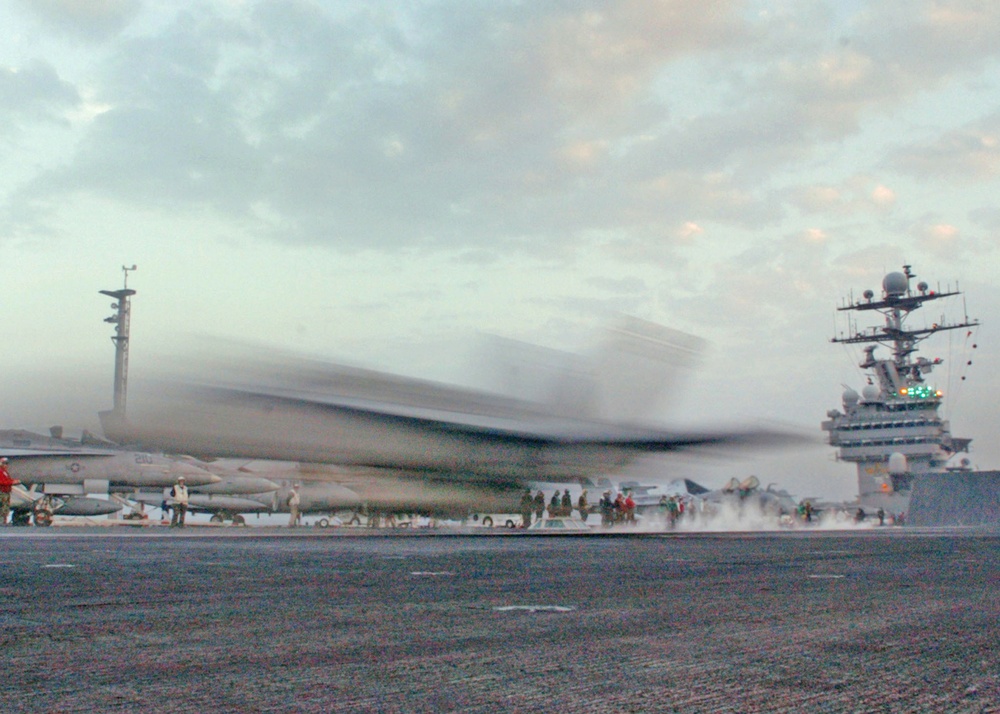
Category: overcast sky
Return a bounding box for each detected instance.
[3,0,999,500]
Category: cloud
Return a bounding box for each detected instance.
[0,60,80,136]
[914,220,991,260]
[703,1,1000,169]
[4,0,1000,270]
[871,184,896,207]
[859,1,1000,77]
[889,115,1000,180]
[861,217,994,263]
[969,205,1000,230]
[790,177,898,216]
[2,1,760,253]
[15,0,141,42]
[677,221,703,240]
[804,227,827,243]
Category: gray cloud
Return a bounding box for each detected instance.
[15,0,141,42]
[969,205,1000,230]
[855,1,1000,79]
[8,1,753,251]
[7,0,1000,262]
[0,60,80,136]
[888,113,1000,180]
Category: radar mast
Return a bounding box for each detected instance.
[99,265,137,421]
[831,265,978,398]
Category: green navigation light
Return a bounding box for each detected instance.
[898,385,942,399]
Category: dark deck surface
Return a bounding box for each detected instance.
[909,470,1000,526]
[1,529,998,712]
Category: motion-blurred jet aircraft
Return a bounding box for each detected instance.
[105,318,793,510]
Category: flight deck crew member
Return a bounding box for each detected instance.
[666,495,680,528]
[169,476,189,528]
[561,489,572,517]
[0,458,21,526]
[614,492,625,522]
[533,490,545,521]
[577,490,589,522]
[520,489,534,528]
[288,484,302,527]
[600,491,613,526]
[624,492,636,524]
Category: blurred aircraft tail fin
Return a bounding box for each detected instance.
[481,316,704,425]
[583,316,704,424]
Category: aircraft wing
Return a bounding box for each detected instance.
[0,430,120,458]
[200,381,770,444]
[294,394,782,451]
[0,446,121,457]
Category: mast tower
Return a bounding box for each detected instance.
[99,265,137,420]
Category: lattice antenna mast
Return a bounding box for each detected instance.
[831,266,978,393]
[99,265,137,419]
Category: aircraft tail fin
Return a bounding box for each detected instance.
[740,475,760,491]
[581,316,704,424]
[480,316,704,425]
[682,478,710,496]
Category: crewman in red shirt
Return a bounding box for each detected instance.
[0,457,22,525]
[624,492,637,525]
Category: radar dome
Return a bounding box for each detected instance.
[888,452,908,475]
[842,388,859,406]
[861,384,881,401]
[883,271,908,297]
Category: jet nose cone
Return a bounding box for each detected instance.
[172,461,222,486]
[254,478,280,492]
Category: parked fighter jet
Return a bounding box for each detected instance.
[700,476,799,516]
[183,459,526,523]
[0,428,220,524]
[105,318,794,506]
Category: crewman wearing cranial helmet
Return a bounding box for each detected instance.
[169,476,189,528]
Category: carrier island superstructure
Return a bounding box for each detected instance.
[822,266,979,515]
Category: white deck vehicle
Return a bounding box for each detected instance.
[527,516,591,531]
[468,513,523,529]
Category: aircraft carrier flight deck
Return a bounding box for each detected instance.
[1,528,997,713]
